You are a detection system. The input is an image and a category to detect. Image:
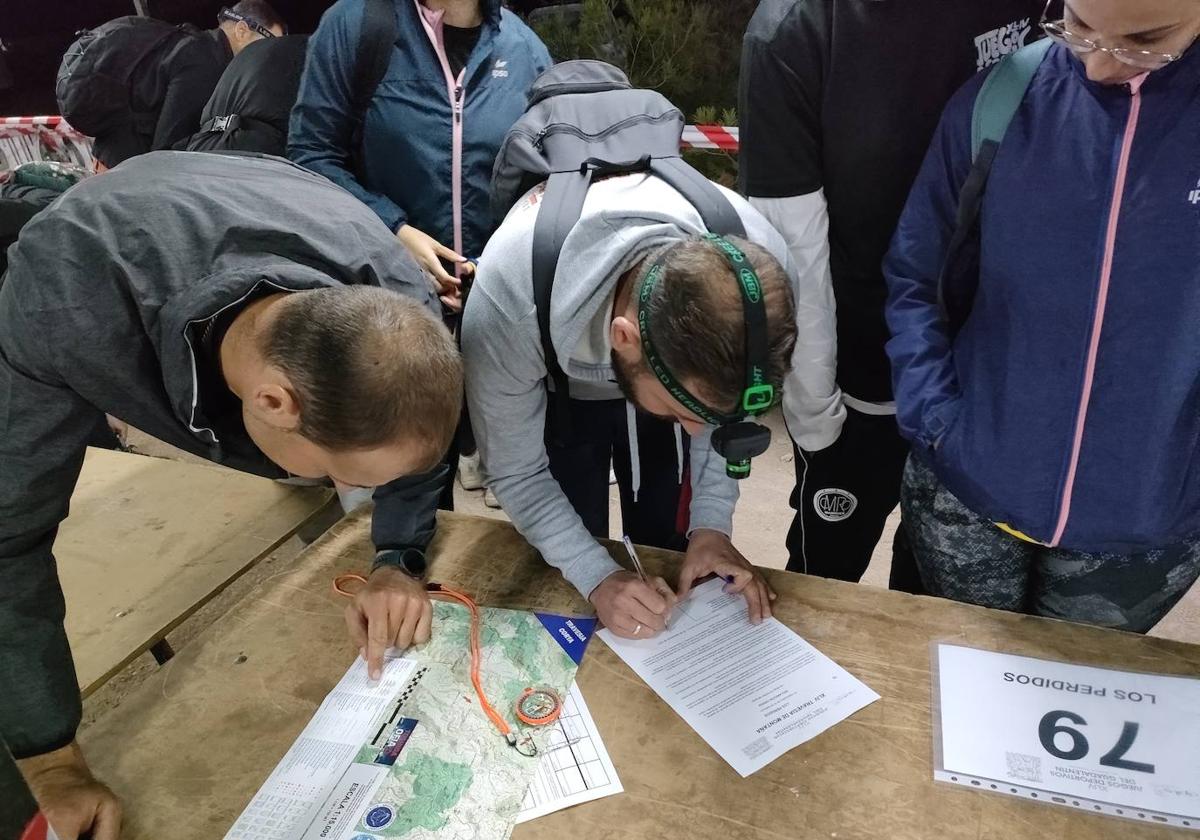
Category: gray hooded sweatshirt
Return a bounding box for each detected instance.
[462,173,841,599]
[0,151,445,758]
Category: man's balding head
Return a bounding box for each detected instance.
[259,286,461,468]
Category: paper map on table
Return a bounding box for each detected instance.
[224,603,596,840]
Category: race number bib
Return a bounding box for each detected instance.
[933,644,1200,830]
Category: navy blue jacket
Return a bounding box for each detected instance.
[885,43,1200,552]
[288,0,550,259]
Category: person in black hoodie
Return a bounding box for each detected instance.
[85,1,287,169]
[0,151,461,838]
[181,34,309,156]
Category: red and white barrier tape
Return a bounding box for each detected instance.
[1,115,82,136]
[3,116,742,147]
[680,124,740,152]
[0,116,93,173]
[0,115,738,173]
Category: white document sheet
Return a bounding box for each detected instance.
[934,644,1200,830]
[516,683,623,823]
[598,577,879,777]
[223,656,417,840]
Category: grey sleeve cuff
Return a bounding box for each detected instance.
[561,549,625,601]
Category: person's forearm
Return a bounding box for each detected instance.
[749,193,844,451]
[371,464,450,557]
[489,469,623,598]
[686,428,738,538]
[0,548,83,759]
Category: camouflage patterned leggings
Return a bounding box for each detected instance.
[901,457,1200,634]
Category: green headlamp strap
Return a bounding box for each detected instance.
[637,253,726,426]
[701,233,776,417]
[636,235,777,426]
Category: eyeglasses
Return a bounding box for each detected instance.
[1040,0,1196,70]
[218,7,283,39]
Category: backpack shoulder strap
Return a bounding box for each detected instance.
[971,37,1053,160]
[350,0,398,171]
[532,170,595,439]
[939,39,1051,329]
[650,157,746,238]
[533,155,746,443]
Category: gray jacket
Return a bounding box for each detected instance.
[0,151,442,758]
[462,173,816,599]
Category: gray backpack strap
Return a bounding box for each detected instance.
[533,170,595,440]
[650,157,746,237]
[939,38,1051,331]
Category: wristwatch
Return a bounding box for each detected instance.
[374,547,428,580]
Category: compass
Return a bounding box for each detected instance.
[515,687,563,726]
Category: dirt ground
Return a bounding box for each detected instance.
[78,413,1200,733]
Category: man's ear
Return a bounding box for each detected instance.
[610,315,641,355]
[246,378,302,432]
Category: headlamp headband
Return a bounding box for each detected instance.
[635,234,778,427]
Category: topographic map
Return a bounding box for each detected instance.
[224,602,594,840]
[335,602,586,840]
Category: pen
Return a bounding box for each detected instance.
[621,534,648,582]
[623,535,671,629]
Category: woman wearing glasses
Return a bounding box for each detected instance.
[885,0,1200,633]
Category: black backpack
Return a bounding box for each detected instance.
[56,16,196,139]
[490,60,748,437]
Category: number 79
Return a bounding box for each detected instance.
[1039,710,1156,774]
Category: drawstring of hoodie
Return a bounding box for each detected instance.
[674,423,684,484]
[626,401,641,502]
[625,401,686,502]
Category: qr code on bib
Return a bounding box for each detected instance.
[1006,752,1042,783]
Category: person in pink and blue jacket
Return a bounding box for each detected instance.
[290,0,550,302]
[885,0,1200,633]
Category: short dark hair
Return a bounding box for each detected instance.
[639,237,797,414]
[260,287,462,461]
[229,0,286,32]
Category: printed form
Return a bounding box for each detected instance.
[599,577,879,777]
[517,683,623,823]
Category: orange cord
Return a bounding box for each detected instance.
[332,574,518,746]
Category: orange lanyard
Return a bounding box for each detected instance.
[332,575,539,756]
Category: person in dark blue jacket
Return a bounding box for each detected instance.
[288,0,551,304]
[885,0,1200,633]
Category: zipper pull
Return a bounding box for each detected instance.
[454,86,463,124]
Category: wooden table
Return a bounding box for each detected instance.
[79,512,1197,839]
[58,448,333,695]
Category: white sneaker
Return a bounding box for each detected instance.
[458,452,485,490]
[484,487,501,509]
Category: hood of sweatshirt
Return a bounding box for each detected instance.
[546,173,741,390]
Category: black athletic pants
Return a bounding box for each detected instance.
[546,397,689,553]
[787,407,924,593]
